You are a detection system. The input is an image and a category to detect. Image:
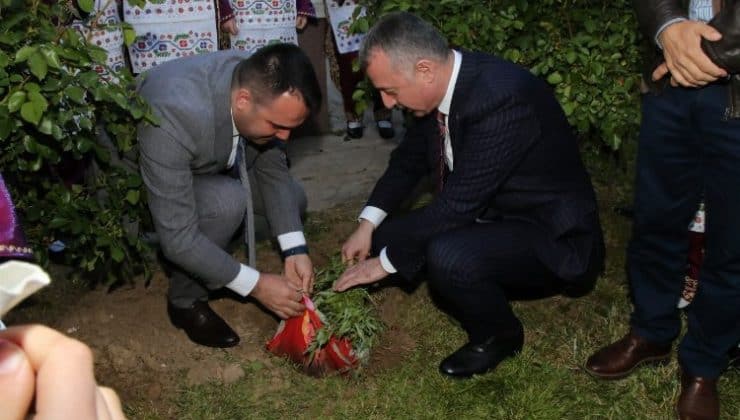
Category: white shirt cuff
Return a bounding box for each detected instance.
[655,17,688,48]
[277,231,306,251]
[359,206,387,227]
[379,247,397,274]
[225,264,260,296]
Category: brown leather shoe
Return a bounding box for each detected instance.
[675,372,719,420]
[584,330,671,379]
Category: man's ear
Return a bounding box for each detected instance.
[415,59,435,83]
[233,87,253,111]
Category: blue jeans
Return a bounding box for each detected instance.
[628,83,740,378]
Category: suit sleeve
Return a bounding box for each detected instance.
[365,116,434,213]
[138,121,241,285]
[385,95,541,279]
[248,144,305,236]
[634,0,686,45]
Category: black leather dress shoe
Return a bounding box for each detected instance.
[167,301,240,348]
[439,333,524,378]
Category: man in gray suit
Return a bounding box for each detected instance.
[137,44,322,348]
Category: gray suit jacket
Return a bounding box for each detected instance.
[137,50,304,286]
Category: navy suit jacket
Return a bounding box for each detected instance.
[367,51,604,293]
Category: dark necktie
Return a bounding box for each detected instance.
[436,111,448,192]
[236,139,256,267]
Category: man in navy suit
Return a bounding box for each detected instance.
[333,12,604,378]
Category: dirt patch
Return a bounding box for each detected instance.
[4,202,415,413]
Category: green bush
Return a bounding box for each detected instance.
[359,0,643,151]
[0,0,154,285]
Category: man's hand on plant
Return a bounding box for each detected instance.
[284,253,315,294]
[655,20,726,87]
[333,257,388,292]
[341,219,374,265]
[251,273,306,319]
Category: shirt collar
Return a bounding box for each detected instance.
[438,50,462,116]
[231,108,239,138]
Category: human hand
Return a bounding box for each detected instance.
[655,20,726,87]
[333,257,388,292]
[296,15,308,31]
[283,253,315,294]
[221,18,239,36]
[341,219,374,265]
[251,273,306,319]
[0,324,125,420]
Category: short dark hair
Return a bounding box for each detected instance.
[359,12,449,74]
[231,43,322,115]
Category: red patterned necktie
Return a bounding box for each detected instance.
[436,111,447,192]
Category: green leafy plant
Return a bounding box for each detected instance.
[308,256,384,363]
[0,0,154,285]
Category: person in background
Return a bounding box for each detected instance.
[334,12,604,378]
[2,179,122,419]
[585,2,740,419]
[326,0,394,140]
[0,174,33,263]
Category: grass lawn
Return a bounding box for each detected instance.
[125,148,740,419]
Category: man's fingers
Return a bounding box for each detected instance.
[699,24,722,42]
[334,270,358,292]
[0,338,35,420]
[282,301,305,318]
[652,63,670,81]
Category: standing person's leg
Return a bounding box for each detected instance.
[586,87,703,378]
[298,18,330,134]
[423,221,565,378]
[675,84,740,418]
[334,49,364,138]
[628,88,704,343]
[373,89,395,139]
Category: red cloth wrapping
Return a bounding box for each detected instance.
[266,296,358,376]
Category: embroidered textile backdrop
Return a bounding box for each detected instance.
[326,0,364,54]
[123,0,218,73]
[71,0,126,81]
[229,0,298,55]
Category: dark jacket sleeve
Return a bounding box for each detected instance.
[365,116,434,214]
[702,2,740,72]
[634,0,687,45]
